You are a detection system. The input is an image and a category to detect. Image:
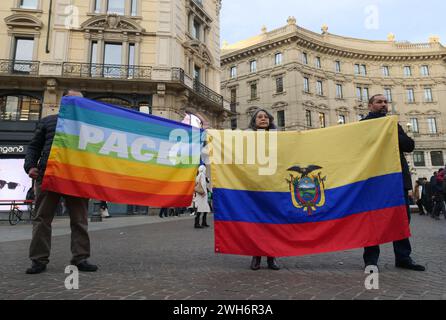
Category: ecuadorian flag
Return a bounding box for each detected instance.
[43,97,202,207]
[208,116,411,257]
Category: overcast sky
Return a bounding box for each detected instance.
[220,0,445,46]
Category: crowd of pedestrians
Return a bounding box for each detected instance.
[412,170,446,220]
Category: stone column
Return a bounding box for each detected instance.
[122,33,129,65]
[151,83,167,117]
[97,32,104,64]
[42,79,59,117]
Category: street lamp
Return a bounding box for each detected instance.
[406,122,413,133]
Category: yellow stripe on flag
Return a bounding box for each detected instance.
[208,116,401,192]
[48,147,197,182]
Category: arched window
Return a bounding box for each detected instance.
[95,97,132,109]
[0,95,41,121]
[87,93,152,113]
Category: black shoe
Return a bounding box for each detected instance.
[395,261,425,271]
[194,225,204,229]
[26,261,47,274]
[76,260,98,272]
[250,256,261,270]
[267,257,280,270]
[202,224,210,228]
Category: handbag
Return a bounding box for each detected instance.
[194,181,205,195]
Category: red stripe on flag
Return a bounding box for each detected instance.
[42,175,193,207]
[215,206,410,257]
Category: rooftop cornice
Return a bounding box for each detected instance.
[222,26,446,65]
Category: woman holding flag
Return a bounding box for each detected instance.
[247,109,280,271]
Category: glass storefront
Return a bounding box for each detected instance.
[0,95,41,121]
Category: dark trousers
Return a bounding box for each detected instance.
[29,182,90,265]
[159,207,169,217]
[194,212,208,226]
[432,196,446,218]
[416,199,425,214]
[421,196,433,214]
[363,191,412,265]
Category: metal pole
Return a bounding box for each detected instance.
[46,0,53,54]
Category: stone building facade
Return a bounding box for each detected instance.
[0,0,228,215]
[221,17,446,182]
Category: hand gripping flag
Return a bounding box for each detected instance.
[208,116,411,257]
[42,96,203,207]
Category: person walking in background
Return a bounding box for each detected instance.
[413,180,425,215]
[432,169,445,220]
[99,201,110,218]
[24,89,98,274]
[194,165,211,228]
[421,177,433,216]
[247,109,280,271]
[159,207,169,218]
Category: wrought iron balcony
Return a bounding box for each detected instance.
[172,68,223,107]
[60,64,225,109]
[62,62,152,79]
[0,59,39,75]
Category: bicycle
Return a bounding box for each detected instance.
[7,201,35,226]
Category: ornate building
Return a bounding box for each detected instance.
[221,17,446,182]
[0,0,228,214]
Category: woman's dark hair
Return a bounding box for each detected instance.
[248,108,277,131]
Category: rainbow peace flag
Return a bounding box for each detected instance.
[43,97,202,207]
[208,116,411,257]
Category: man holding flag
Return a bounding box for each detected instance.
[362,94,425,271]
[24,89,98,274]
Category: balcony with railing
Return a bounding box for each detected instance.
[0,59,39,75]
[62,62,152,79]
[172,68,223,106]
[0,60,227,110]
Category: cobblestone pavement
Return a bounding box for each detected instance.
[0,213,445,300]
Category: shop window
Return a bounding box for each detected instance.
[0,159,33,211]
[0,95,41,121]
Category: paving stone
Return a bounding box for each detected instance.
[0,214,445,300]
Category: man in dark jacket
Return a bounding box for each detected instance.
[362,94,425,271]
[24,89,98,274]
